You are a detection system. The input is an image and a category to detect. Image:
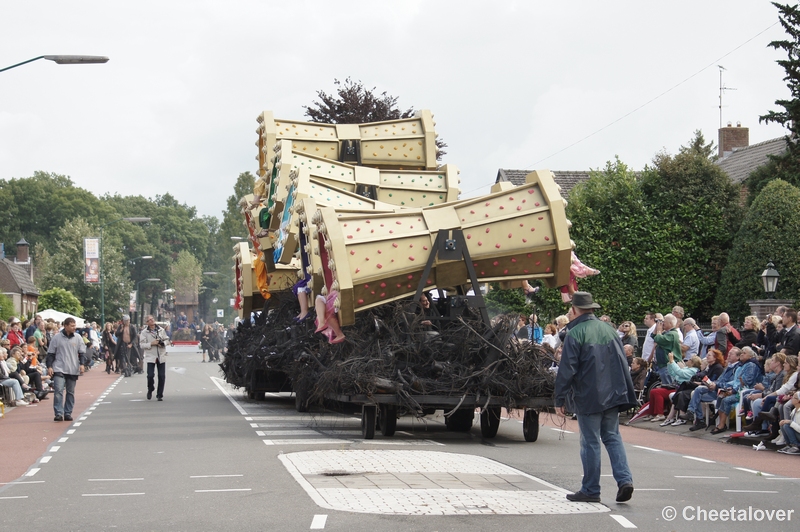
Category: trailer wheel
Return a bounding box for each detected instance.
[361,405,376,439]
[247,390,255,400]
[480,406,501,438]
[254,391,266,401]
[379,404,397,437]
[445,408,474,432]
[523,409,539,442]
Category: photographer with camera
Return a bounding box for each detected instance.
[139,315,170,401]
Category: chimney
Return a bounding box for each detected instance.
[718,121,749,158]
[15,237,29,264]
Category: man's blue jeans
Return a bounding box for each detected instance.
[53,374,78,417]
[576,407,633,497]
[689,385,717,418]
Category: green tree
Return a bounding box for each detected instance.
[746,2,800,201]
[172,250,202,320]
[38,287,84,316]
[304,78,447,159]
[0,293,14,322]
[484,283,531,318]
[715,180,800,320]
[0,171,117,254]
[37,218,131,323]
[564,143,738,324]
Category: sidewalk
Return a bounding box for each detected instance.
[0,367,118,484]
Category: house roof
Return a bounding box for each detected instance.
[0,259,39,296]
[715,137,787,184]
[496,169,591,197]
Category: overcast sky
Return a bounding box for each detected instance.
[0,1,791,221]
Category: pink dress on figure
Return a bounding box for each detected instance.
[561,251,599,302]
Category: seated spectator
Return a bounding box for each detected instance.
[673,349,727,424]
[623,344,635,367]
[709,346,762,434]
[653,354,703,425]
[630,357,647,392]
[18,346,46,400]
[743,353,787,436]
[0,343,27,406]
[749,353,798,444]
[689,348,742,431]
[777,392,800,454]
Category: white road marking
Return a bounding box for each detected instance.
[82,493,145,497]
[675,476,728,479]
[767,477,800,480]
[250,423,259,428]
[88,478,144,482]
[724,490,779,493]
[25,468,40,477]
[73,422,82,426]
[735,468,774,476]
[632,445,662,452]
[310,514,328,529]
[189,475,243,478]
[50,446,60,452]
[264,439,349,446]
[210,376,248,415]
[635,488,674,491]
[195,489,252,493]
[40,456,52,464]
[682,455,715,463]
[0,481,45,485]
[58,438,68,443]
[610,514,637,528]
[79,417,88,421]
[0,496,28,500]
[549,428,574,434]
[67,429,76,434]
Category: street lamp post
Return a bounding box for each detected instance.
[1,55,109,73]
[99,217,151,326]
[761,262,780,299]
[136,278,161,327]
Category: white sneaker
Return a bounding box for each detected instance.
[671,418,687,426]
[772,436,786,446]
[659,418,674,427]
[15,399,28,406]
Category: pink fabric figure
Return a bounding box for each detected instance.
[560,251,599,303]
[314,291,345,344]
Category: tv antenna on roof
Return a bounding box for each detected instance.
[718,65,737,128]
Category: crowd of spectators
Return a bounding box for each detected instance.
[517,303,800,456]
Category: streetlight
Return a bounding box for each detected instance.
[136,278,161,326]
[1,55,109,73]
[99,217,151,325]
[761,262,780,299]
[230,236,243,241]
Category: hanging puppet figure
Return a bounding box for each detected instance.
[314,291,345,344]
[561,245,599,303]
[292,276,312,323]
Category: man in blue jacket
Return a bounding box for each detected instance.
[555,292,637,504]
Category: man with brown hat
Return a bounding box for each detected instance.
[555,291,637,504]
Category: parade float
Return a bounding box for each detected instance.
[221,110,572,440]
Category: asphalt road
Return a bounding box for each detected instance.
[1,352,798,532]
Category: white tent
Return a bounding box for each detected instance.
[38,309,86,328]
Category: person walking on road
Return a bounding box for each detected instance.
[554,291,637,504]
[45,318,86,422]
[139,315,170,401]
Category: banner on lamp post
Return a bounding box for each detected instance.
[84,238,100,284]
